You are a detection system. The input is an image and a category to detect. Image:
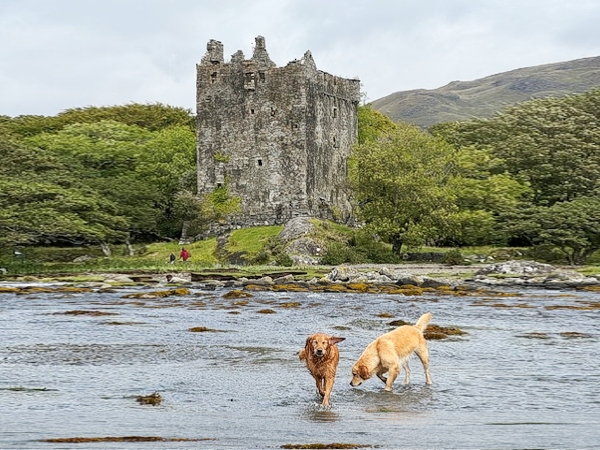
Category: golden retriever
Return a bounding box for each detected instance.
[298,333,345,406]
[350,312,432,391]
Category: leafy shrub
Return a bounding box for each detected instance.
[274,253,294,267]
[524,244,567,264]
[320,242,363,265]
[441,249,467,265]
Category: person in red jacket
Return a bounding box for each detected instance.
[179,248,190,262]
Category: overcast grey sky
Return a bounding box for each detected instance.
[1,0,599,117]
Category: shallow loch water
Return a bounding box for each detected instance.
[1,283,599,449]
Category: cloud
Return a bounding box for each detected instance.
[1,0,599,116]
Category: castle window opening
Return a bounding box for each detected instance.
[259,71,266,82]
[250,108,255,114]
[333,107,337,118]
[211,72,218,83]
[244,72,256,90]
[257,159,263,166]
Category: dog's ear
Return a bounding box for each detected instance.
[329,336,345,346]
[304,336,313,349]
[358,364,370,380]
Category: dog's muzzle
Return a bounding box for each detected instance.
[315,349,324,357]
[350,378,362,387]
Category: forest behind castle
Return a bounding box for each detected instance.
[1,88,600,270]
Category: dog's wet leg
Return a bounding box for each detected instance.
[315,377,326,397]
[385,363,399,391]
[376,371,388,384]
[321,377,335,406]
[416,343,432,384]
[402,359,411,384]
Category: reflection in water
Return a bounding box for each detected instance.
[300,404,341,422]
[0,285,599,449]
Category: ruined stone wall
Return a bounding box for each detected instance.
[196,36,360,229]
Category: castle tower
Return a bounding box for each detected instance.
[196,36,360,228]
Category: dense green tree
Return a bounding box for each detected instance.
[1,104,197,247]
[445,146,531,245]
[0,138,128,246]
[20,120,197,242]
[56,103,194,132]
[349,122,458,253]
[498,195,600,264]
[357,105,397,144]
[432,89,600,206]
[137,126,198,236]
[2,103,193,138]
[24,121,156,234]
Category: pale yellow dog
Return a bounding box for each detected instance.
[350,312,432,391]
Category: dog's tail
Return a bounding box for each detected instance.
[415,312,432,332]
[298,349,306,361]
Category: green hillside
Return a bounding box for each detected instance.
[372,56,600,128]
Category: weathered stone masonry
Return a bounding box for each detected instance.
[196,36,361,228]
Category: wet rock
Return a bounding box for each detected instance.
[326,265,452,287]
[379,267,421,286]
[273,274,295,284]
[471,260,600,289]
[476,260,555,276]
[559,331,594,339]
[242,276,273,286]
[222,289,254,299]
[58,310,118,316]
[420,276,458,289]
[424,324,467,340]
[164,274,191,284]
[136,392,162,405]
[103,274,136,284]
[272,283,310,292]
[121,288,190,299]
[543,271,597,286]
[188,326,220,332]
[326,265,360,282]
[387,320,466,340]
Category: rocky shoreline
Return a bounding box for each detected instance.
[73,260,600,294]
[2,260,599,294]
[323,260,600,291]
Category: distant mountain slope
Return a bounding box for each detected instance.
[371,56,600,128]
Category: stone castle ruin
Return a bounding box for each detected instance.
[196,36,361,229]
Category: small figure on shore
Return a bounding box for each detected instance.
[168,252,176,264]
[179,248,190,262]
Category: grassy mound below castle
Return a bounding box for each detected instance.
[1,220,599,279]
